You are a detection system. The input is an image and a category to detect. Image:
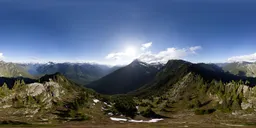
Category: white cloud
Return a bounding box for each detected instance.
[105,47,138,65]
[228,53,256,62]
[138,46,201,63]
[189,46,202,54]
[105,42,202,65]
[105,52,127,60]
[0,53,4,60]
[141,42,152,51]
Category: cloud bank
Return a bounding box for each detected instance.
[138,46,201,63]
[0,53,4,60]
[105,42,202,65]
[228,53,256,62]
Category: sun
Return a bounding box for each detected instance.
[125,46,136,56]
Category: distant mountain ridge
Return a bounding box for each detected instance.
[0,61,122,85]
[86,59,163,94]
[132,60,256,97]
[221,61,256,77]
[0,61,34,78]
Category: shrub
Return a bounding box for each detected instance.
[140,107,157,118]
[112,96,137,118]
[195,109,216,115]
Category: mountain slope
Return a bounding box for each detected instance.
[86,60,160,94]
[133,60,256,97]
[222,62,256,77]
[18,62,121,85]
[129,60,256,117]
[0,72,106,124]
[0,61,34,78]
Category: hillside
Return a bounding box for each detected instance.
[119,60,256,121]
[222,62,256,77]
[0,61,34,78]
[0,72,109,124]
[18,62,121,85]
[86,60,161,94]
[132,60,256,97]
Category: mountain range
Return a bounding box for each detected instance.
[2,61,122,85]
[1,59,256,126]
[86,59,163,94]
[221,61,256,77]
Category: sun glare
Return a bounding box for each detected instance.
[125,47,136,56]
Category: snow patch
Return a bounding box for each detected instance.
[104,102,112,107]
[110,117,163,123]
[108,112,113,116]
[128,119,143,123]
[139,62,148,67]
[110,117,127,121]
[101,107,106,110]
[93,99,100,103]
[129,118,163,123]
[147,118,164,123]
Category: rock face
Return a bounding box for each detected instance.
[0,78,66,110]
[208,83,256,111]
[0,73,85,123]
[26,80,63,98]
[240,86,256,110]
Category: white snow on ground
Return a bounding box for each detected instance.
[104,102,112,107]
[108,112,113,116]
[93,99,100,103]
[110,117,127,121]
[110,117,163,123]
[128,120,143,123]
[139,62,149,67]
[147,119,164,123]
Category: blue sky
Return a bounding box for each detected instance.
[0,0,256,65]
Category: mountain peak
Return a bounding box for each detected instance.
[131,59,142,63]
[39,72,66,83]
[129,59,149,67]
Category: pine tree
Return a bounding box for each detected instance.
[0,82,10,96]
[13,80,21,91]
[21,79,25,85]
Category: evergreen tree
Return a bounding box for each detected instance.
[0,82,10,96]
[21,79,26,85]
[13,80,21,91]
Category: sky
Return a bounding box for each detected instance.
[0,0,256,65]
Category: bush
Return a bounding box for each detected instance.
[141,107,157,118]
[188,100,201,109]
[68,110,90,121]
[112,96,137,118]
[194,109,216,115]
